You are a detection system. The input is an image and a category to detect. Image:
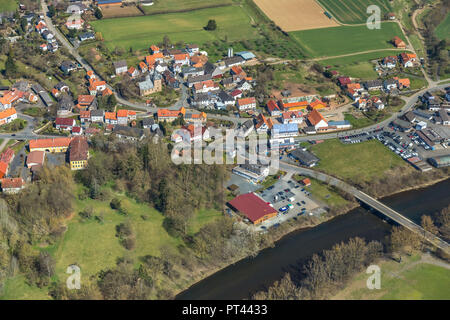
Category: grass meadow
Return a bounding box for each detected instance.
[310,139,407,183]
[141,0,232,15]
[91,5,260,50]
[26,183,222,299]
[333,254,450,300]
[0,0,17,13]
[435,12,450,41]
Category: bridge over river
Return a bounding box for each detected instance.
[278,161,450,254]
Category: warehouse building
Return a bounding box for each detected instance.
[228,192,277,225]
[428,154,450,168]
[288,149,319,167]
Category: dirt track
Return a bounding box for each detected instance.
[254,0,338,31]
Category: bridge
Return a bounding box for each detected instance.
[278,161,450,254]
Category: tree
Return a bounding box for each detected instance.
[48,5,56,18]
[162,35,171,49]
[68,28,77,39]
[421,215,438,235]
[106,94,117,110]
[110,198,122,210]
[94,7,103,20]
[4,49,17,78]
[204,19,217,31]
[20,18,28,33]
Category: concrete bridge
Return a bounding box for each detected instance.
[278,161,450,254]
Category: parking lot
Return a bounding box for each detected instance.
[225,173,260,195]
[253,178,322,232]
[339,122,449,163]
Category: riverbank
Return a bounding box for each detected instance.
[331,253,450,300]
[177,178,450,299]
[174,174,450,299]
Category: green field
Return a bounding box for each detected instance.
[91,5,260,50]
[317,0,392,24]
[333,255,450,300]
[435,12,450,41]
[310,139,407,183]
[141,0,232,14]
[0,0,17,13]
[290,22,405,58]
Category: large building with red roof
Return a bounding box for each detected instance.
[228,192,277,225]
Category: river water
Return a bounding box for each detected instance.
[177,179,450,300]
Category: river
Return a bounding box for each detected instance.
[176,179,450,300]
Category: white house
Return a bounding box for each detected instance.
[237,97,256,111]
[114,60,128,75]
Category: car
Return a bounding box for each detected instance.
[273,223,280,228]
[287,204,294,209]
[261,226,267,230]
[267,186,274,190]
[11,134,16,137]
[301,200,306,205]
[297,212,303,216]
[296,202,301,206]
[279,206,288,212]
[284,189,290,192]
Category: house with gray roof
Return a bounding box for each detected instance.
[114,60,128,75]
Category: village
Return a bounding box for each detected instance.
[0,1,448,233]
